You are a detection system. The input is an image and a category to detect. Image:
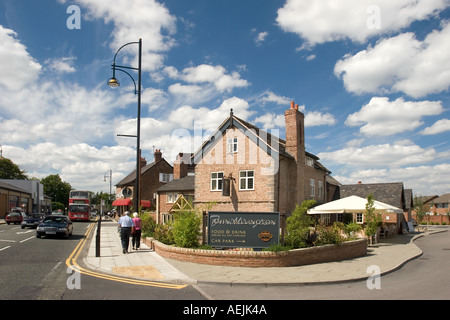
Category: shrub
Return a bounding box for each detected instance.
[154,223,174,245]
[140,211,156,238]
[284,200,316,249]
[344,222,362,239]
[314,223,344,246]
[172,210,201,248]
[263,244,292,252]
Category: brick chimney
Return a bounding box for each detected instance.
[285,101,305,162]
[140,157,147,169]
[154,149,162,163]
[285,101,306,203]
[173,153,191,180]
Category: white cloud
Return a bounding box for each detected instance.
[318,140,444,169]
[345,97,444,136]
[167,64,249,93]
[305,111,336,127]
[254,113,286,130]
[256,91,292,105]
[4,143,136,191]
[254,31,268,46]
[333,163,450,196]
[0,25,42,91]
[0,80,131,146]
[254,109,336,130]
[45,57,76,73]
[168,83,211,105]
[77,0,177,71]
[334,22,450,98]
[276,0,449,46]
[421,119,450,135]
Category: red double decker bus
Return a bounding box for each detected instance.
[68,190,91,221]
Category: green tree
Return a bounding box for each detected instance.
[413,196,428,228]
[284,200,316,248]
[365,194,382,245]
[0,157,27,179]
[172,210,201,248]
[91,191,113,210]
[41,174,72,208]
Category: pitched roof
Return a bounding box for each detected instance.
[115,159,172,187]
[415,195,438,204]
[433,193,450,204]
[340,182,406,210]
[157,175,195,192]
[191,111,331,174]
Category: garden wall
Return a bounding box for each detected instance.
[143,238,367,267]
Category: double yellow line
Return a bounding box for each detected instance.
[65,221,187,289]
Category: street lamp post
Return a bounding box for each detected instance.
[108,39,142,212]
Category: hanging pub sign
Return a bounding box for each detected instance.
[207,211,280,248]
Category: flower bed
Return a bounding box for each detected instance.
[143,238,367,268]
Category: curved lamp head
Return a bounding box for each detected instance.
[107,77,120,88]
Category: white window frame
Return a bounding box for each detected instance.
[159,173,173,183]
[166,193,178,203]
[227,137,238,153]
[356,213,364,224]
[310,179,315,197]
[239,170,254,191]
[318,181,324,199]
[211,172,224,191]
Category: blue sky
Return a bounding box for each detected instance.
[1,0,449,197]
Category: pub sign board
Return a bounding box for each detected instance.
[207,211,280,248]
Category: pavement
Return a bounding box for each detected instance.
[81,218,442,286]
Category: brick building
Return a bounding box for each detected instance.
[156,153,195,223]
[192,101,340,218]
[114,149,173,213]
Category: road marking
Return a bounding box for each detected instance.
[40,262,63,286]
[65,222,187,290]
[0,239,16,243]
[19,236,35,243]
[16,230,34,235]
[0,246,11,252]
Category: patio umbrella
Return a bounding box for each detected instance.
[307,195,403,215]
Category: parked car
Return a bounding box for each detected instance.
[5,208,27,225]
[36,215,73,239]
[21,213,45,229]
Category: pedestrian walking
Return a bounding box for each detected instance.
[118,211,135,254]
[131,212,142,250]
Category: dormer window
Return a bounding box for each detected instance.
[227,137,238,153]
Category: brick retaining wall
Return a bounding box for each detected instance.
[143,238,367,267]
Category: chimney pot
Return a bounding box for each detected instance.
[154,149,162,163]
[295,104,299,110]
[290,101,295,109]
